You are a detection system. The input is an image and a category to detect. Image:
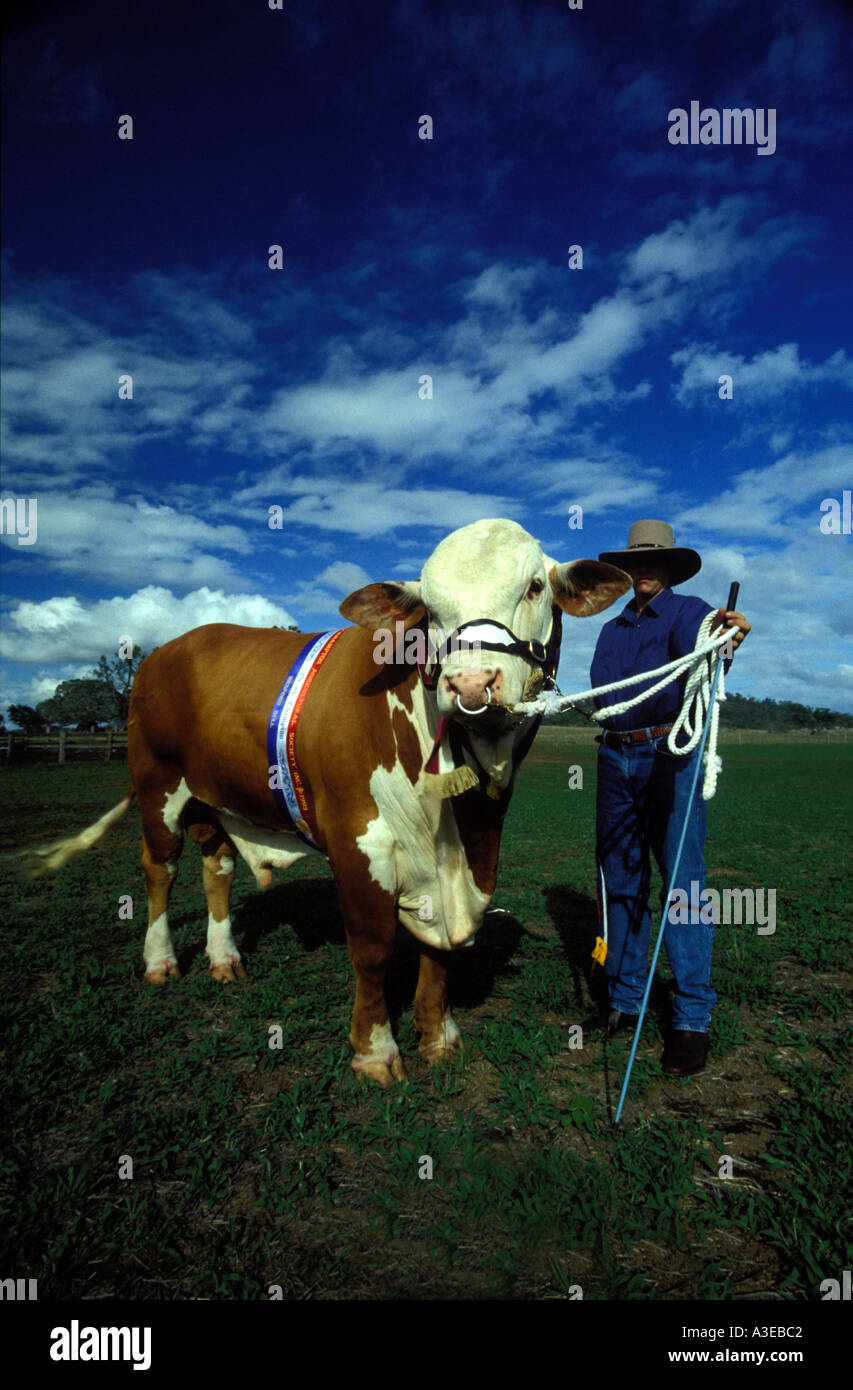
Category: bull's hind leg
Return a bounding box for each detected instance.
[141,831,183,983]
[198,828,246,983]
[414,948,463,1064]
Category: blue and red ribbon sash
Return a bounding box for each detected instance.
[266,630,344,850]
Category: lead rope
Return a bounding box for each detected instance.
[510,620,731,800]
[665,613,725,799]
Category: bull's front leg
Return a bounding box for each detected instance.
[414,946,463,1064]
[333,858,406,1087]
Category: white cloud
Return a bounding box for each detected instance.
[673,443,853,538]
[254,287,658,469]
[25,666,96,705]
[463,263,542,312]
[0,285,260,481]
[314,561,372,594]
[672,342,853,403]
[625,199,809,288]
[0,491,256,591]
[0,586,299,664]
[530,453,666,513]
[236,479,521,538]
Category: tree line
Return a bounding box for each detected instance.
[550,690,853,732]
[2,653,850,733]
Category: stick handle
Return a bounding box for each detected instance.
[719,583,740,661]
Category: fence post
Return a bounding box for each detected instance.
[59,729,67,764]
[105,730,113,761]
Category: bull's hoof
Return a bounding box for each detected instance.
[352,1054,407,1088]
[208,960,248,983]
[417,1014,463,1065]
[420,1039,464,1066]
[144,961,181,984]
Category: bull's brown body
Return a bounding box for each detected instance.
[128,621,507,1085]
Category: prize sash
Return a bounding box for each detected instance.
[266,630,344,851]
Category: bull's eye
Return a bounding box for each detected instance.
[526,578,545,600]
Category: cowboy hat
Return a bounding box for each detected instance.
[598,519,701,586]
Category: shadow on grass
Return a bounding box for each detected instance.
[543,880,673,1031]
[235,876,346,956]
[225,875,526,1025]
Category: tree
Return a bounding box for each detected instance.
[791,704,817,733]
[8,704,47,732]
[37,680,117,729]
[90,647,149,723]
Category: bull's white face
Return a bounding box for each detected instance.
[420,518,555,720]
[340,517,631,783]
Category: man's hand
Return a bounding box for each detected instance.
[711,608,751,654]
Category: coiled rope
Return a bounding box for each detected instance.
[510,616,730,799]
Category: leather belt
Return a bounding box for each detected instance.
[602,723,674,749]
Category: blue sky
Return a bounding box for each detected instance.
[2,0,851,717]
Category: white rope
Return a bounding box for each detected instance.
[665,614,726,799]
[511,619,731,799]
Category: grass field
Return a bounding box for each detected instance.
[1,739,850,1300]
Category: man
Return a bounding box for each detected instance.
[591,520,750,1075]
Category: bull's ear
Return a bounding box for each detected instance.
[339,580,426,631]
[548,560,632,617]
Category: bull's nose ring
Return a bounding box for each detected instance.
[455,687,492,714]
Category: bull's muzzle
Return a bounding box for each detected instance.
[423,612,560,733]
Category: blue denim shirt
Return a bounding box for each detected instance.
[590,587,713,733]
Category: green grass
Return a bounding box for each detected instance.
[0,748,850,1299]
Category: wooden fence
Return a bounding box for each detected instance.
[1,731,128,764]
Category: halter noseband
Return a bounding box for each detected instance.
[418,609,562,697]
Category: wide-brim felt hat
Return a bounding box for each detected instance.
[598,519,701,587]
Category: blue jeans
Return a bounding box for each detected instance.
[596,735,717,1032]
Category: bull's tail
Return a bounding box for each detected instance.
[16,788,136,879]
